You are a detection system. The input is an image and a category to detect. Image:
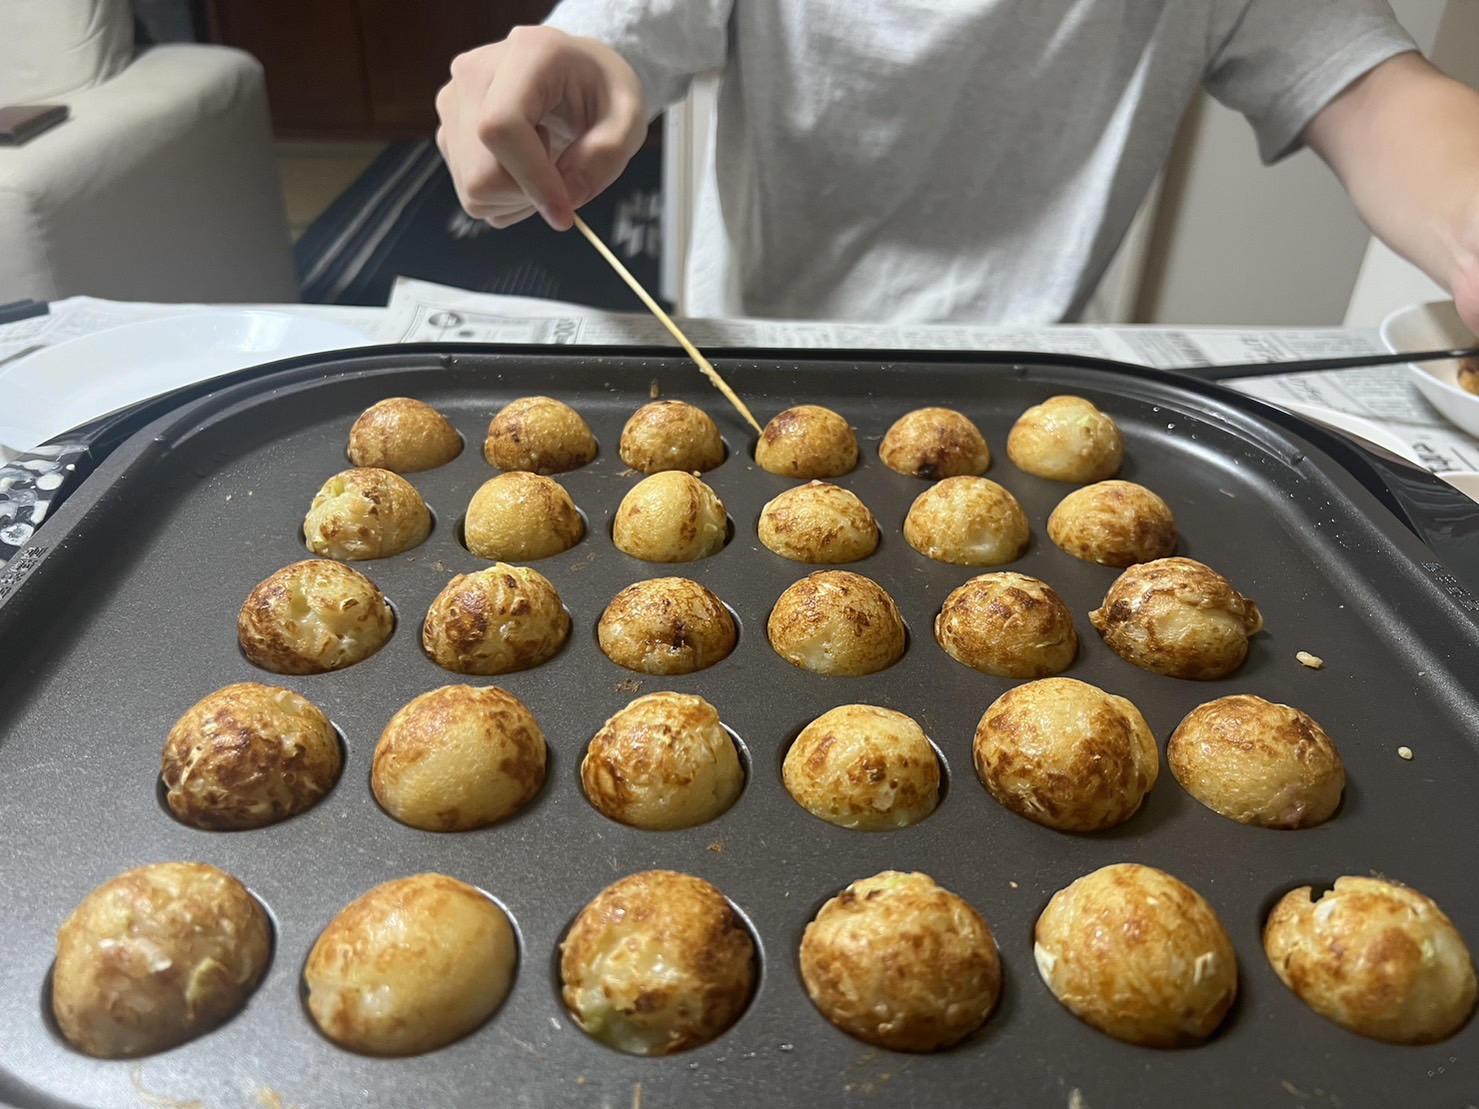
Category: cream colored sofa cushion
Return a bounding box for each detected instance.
[0,44,299,303]
[0,0,135,104]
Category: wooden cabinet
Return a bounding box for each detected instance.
[206,0,557,138]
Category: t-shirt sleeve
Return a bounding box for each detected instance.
[544,0,734,115]
[1202,0,1417,163]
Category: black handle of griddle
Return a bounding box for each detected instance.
[1192,363,1479,596]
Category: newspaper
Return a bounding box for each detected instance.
[3,280,1476,475]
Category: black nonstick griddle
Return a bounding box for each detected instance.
[2,345,1478,1109]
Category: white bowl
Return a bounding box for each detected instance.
[1378,300,1479,440]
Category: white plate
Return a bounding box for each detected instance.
[0,310,373,452]
[1378,300,1479,440]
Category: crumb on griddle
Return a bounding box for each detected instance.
[615,678,642,694]
[1398,746,1414,760]
[129,1068,205,1109]
[708,841,724,853]
[1296,651,1324,669]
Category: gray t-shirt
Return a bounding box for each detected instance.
[546,0,1415,323]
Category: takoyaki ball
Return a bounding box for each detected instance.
[303,467,432,561]
[52,863,271,1058]
[1168,695,1345,829]
[464,471,584,561]
[1264,876,1477,1044]
[347,397,462,472]
[161,682,341,831]
[1047,480,1177,567]
[483,395,597,474]
[783,705,940,831]
[560,871,756,1056]
[1035,863,1238,1047]
[238,559,394,675]
[1007,395,1123,482]
[935,573,1077,679]
[598,577,737,675]
[879,407,990,480]
[1090,557,1264,680]
[1459,356,1479,396]
[755,405,859,479]
[800,871,1001,1052]
[973,677,1157,832]
[581,692,743,830]
[903,476,1029,566]
[612,471,728,563]
[305,874,517,1056]
[372,685,547,832]
[767,570,906,677]
[422,563,569,675]
[757,481,879,564]
[619,400,725,473]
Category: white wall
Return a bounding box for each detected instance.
[1134,0,1460,326]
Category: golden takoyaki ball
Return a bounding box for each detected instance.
[800,871,1001,1052]
[783,705,940,831]
[757,481,879,564]
[767,571,906,677]
[755,405,859,479]
[612,471,728,563]
[52,862,271,1058]
[1264,876,1477,1044]
[305,874,517,1056]
[879,407,991,480]
[1007,395,1123,482]
[903,476,1029,566]
[347,397,463,472]
[161,682,341,831]
[581,692,743,830]
[422,563,569,675]
[464,471,584,561]
[372,685,547,832]
[1090,557,1264,680]
[935,572,1077,679]
[483,395,597,474]
[1035,863,1237,1047]
[598,577,737,675]
[1168,695,1345,828]
[238,559,394,675]
[560,870,756,1056]
[1047,480,1177,567]
[619,400,725,473]
[302,467,432,561]
[973,677,1157,832]
[1459,356,1479,396]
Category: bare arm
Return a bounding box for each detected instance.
[1304,52,1479,333]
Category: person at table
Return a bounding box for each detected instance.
[433,1,1479,334]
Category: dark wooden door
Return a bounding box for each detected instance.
[207,0,558,137]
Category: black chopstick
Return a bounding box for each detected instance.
[1173,345,1479,380]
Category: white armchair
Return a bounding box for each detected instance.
[0,0,299,303]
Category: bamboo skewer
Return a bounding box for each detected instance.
[572,214,764,435]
